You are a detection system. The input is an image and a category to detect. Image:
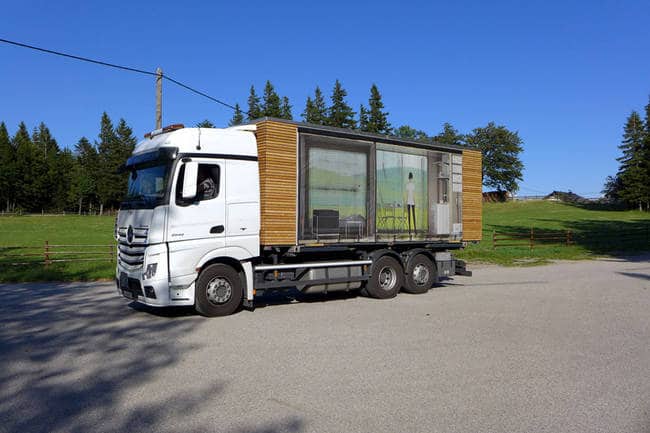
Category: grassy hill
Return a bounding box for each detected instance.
[456,201,650,265]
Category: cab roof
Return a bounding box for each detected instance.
[133,127,257,158]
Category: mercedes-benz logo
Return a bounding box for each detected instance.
[127,225,134,244]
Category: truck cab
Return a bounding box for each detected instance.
[115,124,260,315]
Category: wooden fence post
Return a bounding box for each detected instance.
[44,240,50,266]
[530,227,534,250]
[566,230,572,246]
[492,230,496,250]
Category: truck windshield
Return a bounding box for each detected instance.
[122,163,172,208]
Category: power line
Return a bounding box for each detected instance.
[0,37,244,114]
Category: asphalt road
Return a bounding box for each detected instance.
[1,256,650,433]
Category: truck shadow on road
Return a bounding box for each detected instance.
[0,282,304,433]
[252,288,360,310]
[617,271,650,282]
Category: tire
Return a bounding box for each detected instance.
[403,254,436,294]
[365,255,403,299]
[195,264,243,317]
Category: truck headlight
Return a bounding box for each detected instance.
[143,263,158,279]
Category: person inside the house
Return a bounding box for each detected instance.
[406,172,416,235]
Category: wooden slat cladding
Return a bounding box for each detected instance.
[462,149,483,241]
[256,120,298,245]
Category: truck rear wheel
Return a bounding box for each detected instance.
[195,264,243,317]
[365,255,403,299]
[403,254,436,294]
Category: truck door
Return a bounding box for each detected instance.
[167,158,226,278]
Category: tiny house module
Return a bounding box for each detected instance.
[253,118,482,247]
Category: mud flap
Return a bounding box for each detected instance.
[455,259,472,276]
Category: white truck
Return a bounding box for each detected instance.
[115,119,482,316]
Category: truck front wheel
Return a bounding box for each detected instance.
[365,255,403,299]
[403,254,436,294]
[195,264,243,317]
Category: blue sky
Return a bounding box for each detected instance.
[1,0,649,197]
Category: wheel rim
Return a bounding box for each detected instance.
[206,276,233,305]
[412,263,430,286]
[378,266,397,291]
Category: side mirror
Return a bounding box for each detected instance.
[182,161,198,200]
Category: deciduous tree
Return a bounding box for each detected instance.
[393,125,431,142]
[466,122,524,193]
[435,122,464,146]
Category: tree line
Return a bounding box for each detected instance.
[211,79,525,193]
[0,80,525,214]
[603,96,650,210]
[0,113,135,214]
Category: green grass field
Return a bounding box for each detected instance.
[0,215,116,282]
[456,201,650,265]
[0,201,649,282]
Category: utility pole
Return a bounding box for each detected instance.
[156,67,163,129]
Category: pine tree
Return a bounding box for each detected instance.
[31,122,60,210]
[196,120,215,128]
[327,80,356,129]
[302,97,315,123]
[435,123,464,146]
[261,81,282,117]
[96,113,120,213]
[247,86,262,120]
[73,136,99,214]
[115,119,137,207]
[0,122,16,212]
[359,104,369,131]
[302,87,328,125]
[13,122,39,211]
[642,98,650,210]
[280,96,293,120]
[55,149,75,211]
[365,84,391,134]
[616,111,646,210]
[228,104,244,126]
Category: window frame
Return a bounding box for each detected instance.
[174,162,221,206]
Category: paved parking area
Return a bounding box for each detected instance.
[1,256,649,433]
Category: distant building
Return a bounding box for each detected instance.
[543,190,589,204]
[482,191,511,202]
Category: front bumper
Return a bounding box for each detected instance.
[116,271,196,307]
[116,242,196,307]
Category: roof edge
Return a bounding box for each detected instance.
[246,117,472,153]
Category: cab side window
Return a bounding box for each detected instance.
[197,164,220,200]
[175,163,221,205]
